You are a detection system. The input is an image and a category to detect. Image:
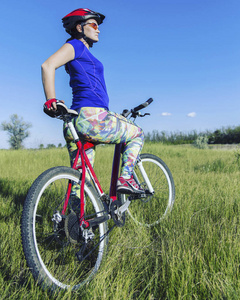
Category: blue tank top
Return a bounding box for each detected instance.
[66,39,109,111]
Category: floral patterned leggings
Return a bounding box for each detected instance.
[63,107,144,179]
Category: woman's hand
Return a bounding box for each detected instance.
[44,98,57,110]
[43,99,65,117]
[44,99,65,110]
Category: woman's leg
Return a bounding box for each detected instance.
[73,107,144,178]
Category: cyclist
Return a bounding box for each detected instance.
[42,8,144,194]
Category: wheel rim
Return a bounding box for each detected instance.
[32,173,106,290]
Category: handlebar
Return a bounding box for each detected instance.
[44,98,153,120]
[133,98,153,112]
[121,98,153,118]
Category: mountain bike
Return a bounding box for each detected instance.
[21,98,175,292]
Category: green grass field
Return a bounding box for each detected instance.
[0,143,239,299]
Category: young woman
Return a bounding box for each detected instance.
[42,8,144,194]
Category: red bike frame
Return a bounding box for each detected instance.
[46,97,153,228]
[61,138,122,227]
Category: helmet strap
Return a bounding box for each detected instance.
[83,36,93,48]
[81,23,93,48]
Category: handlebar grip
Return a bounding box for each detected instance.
[133,98,153,112]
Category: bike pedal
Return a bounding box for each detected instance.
[129,193,146,200]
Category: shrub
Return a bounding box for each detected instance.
[193,135,209,149]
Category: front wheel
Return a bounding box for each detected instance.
[119,153,175,227]
[21,166,108,291]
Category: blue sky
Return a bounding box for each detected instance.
[0,0,239,148]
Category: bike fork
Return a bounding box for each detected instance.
[135,159,154,194]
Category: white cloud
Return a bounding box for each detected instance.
[187,112,196,118]
[161,112,172,116]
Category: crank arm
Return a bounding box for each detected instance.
[114,192,151,215]
[114,198,131,214]
[84,214,110,228]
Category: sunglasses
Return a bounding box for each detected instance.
[84,22,99,30]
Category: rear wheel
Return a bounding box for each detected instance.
[119,153,175,227]
[21,166,108,291]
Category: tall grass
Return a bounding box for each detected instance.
[0,144,239,299]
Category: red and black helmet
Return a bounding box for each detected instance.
[62,8,105,33]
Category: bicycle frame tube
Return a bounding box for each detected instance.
[109,143,123,200]
[78,145,104,196]
[136,159,154,193]
[61,181,72,215]
[70,140,103,196]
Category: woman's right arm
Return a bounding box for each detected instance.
[41,43,75,106]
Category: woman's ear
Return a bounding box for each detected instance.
[76,24,82,33]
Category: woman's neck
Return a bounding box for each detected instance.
[79,38,89,49]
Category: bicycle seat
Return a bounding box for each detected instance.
[44,101,78,118]
[56,102,78,117]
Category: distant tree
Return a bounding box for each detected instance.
[145,132,151,142]
[46,144,56,149]
[39,144,44,149]
[58,143,62,148]
[1,114,32,149]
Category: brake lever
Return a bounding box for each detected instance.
[140,113,150,117]
[131,111,150,118]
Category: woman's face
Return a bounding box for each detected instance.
[77,19,100,43]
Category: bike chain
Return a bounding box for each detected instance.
[75,224,116,262]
